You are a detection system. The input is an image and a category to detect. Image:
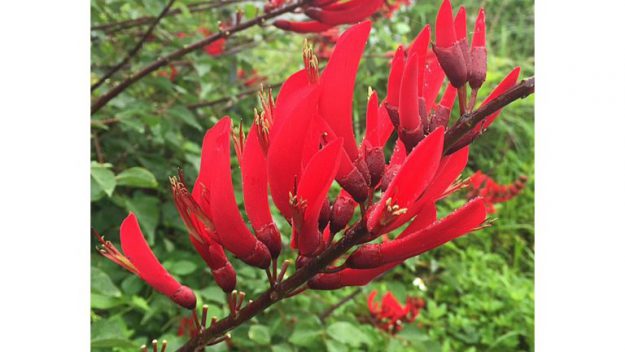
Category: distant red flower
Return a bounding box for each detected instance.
[177,316,199,338]
[157,64,178,81]
[466,171,528,213]
[198,27,226,56]
[380,0,412,18]
[274,0,384,33]
[368,290,425,334]
[94,213,197,309]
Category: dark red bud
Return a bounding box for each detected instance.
[365,147,386,188]
[432,43,468,88]
[308,272,341,290]
[398,126,424,153]
[256,223,282,259]
[329,196,356,234]
[380,164,401,192]
[469,46,487,89]
[319,198,331,231]
[354,154,371,187]
[240,241,271,269]
[212,263,237,293]
[457,37,471,75]
[336,167,369,203]
[429,105,451,131]
[384,102,400,129]
[296,255,312,269]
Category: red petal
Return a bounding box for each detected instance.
[305,0,384,26]
[364,90,380,147]
[368,290,380,313]
[439,82,457,109]
[271,69,315,141]
[392,146,469,230]
[454,6,467,41]
[387,45,405,107]
[242,125,273,231]
[319,21,371,160]
[399,52,422,132]
[472,8,486,48]
[423,50,446,111]
[296,139,343,255]
[477,67,520,130]
[309,262,399,290]
[268,88,319,218]
[121,213,196,309]
[274,20,333,33]
[376,102,395,147]
[208,118,271,268]
[408,25,431,97]
[379,198,486,261]
[398,201,437,239]
[435,0,456,48]
[368,128,445,232]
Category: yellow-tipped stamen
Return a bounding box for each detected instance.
[160,340,168,352]
[201,304,209,328]
[152,339,158,352]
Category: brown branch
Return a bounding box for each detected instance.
[443,76,535,154]
[177,222,369,352]
[91,0,247,34]
[319,287,363,323]
[91,0,312,115]
[92,0,178,92]
[92,132,105,163]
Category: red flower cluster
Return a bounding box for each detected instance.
[96,0,526,310]
[368,290,424,334]
[157,64,178,81]
[380,0,412,19]
[274,0,385,33]
[466,171,528,214]
[198,27,227,56]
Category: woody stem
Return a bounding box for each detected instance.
[443,76,535,154]
[91,0,314,115]
[177,222,370,352]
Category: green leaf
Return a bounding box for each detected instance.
[327,322,372,348]
[288,327,322,347]
[115,167,158,188]
[163,260,197,276]
[248,325,271,345]
[91,267,121,297]
[325,339,348,352]
[124,193,160,244]
[168,105,202,131]
[91,317,135,348]
[91,162,116,197]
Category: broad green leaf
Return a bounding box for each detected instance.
[91,162,116,197]
[163,260,197,276]
[327,322,372,348]
[168,105,202,131]
[288,327,322,347]
[124,193,160,244]
[115,167,158,188]
[91,317,134,348]
[248,324,271,345]
[91,267,121,297]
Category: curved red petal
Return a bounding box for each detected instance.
[364,90,380,147]
[423,50,446,111]
[296,139,343,256]
[439,82,457,109]
[120,213,196,309]
[268,88,319,218]
[368,127,445,232]
[399,51,422,132]
[305,0,384,26]
[274,19,333,33]
[387,45,405,107]
[398,201,437,239]
[308,262,399,290]
[376,102,395,147]
[319,21,371,160]
[454,6,467,40]
[472,8,486,48]
[435,0,456,48]
[208,119,271,268]
[271,69,315,141]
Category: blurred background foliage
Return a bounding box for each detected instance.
[91,0,534,351]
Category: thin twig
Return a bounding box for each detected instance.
[319,287,363,323]
[92,0,177,92]
[91,0,312,115]
[443,76,535,154]
[91,0,247,34]
[187,82,281,110]
[92,132,105,163]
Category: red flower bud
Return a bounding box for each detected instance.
[305,0,384,26]
[434,0,467,87]
[273,20,333,34]
[329,191,357,234]
[469,8,487,89]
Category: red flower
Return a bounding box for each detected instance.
[198,27,226,56]
[466,170,528,213]
[368,290,425,333]
[237,68,267,87]
[157,64,178,81]
[94,213,197,309]
[274,0,384,33]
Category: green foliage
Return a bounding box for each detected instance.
[91,0,534,351]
